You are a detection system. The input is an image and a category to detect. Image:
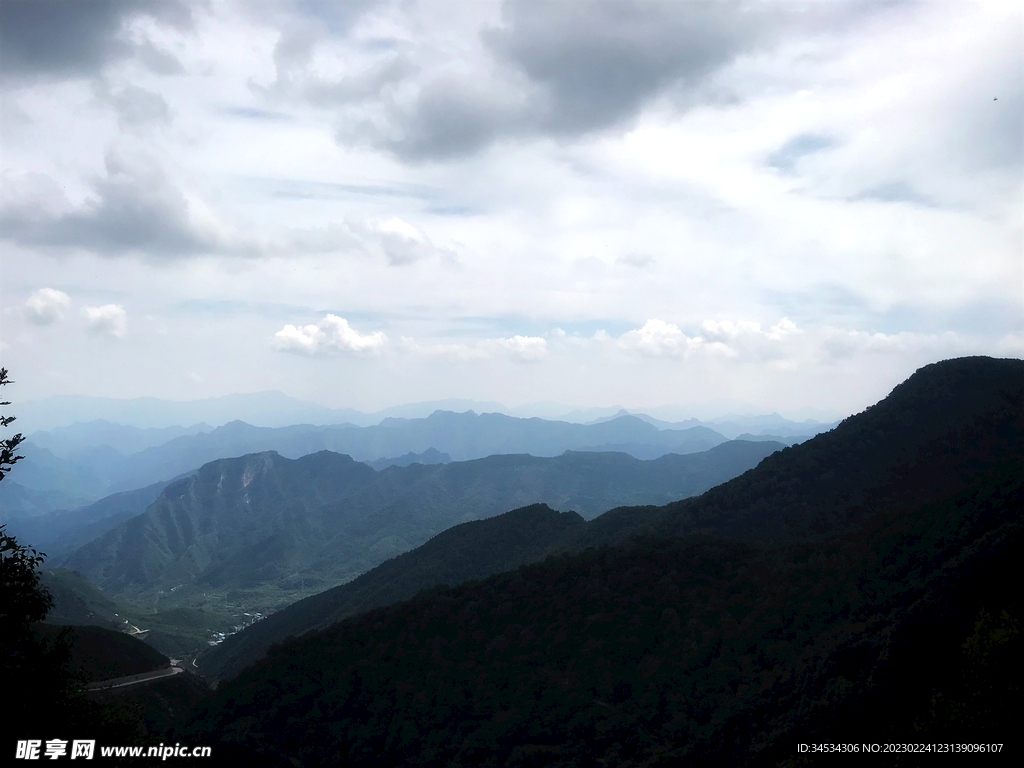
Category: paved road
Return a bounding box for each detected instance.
[85,666,184,691]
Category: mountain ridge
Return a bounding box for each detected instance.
[61,441,783,614]
[180,355,1024,765]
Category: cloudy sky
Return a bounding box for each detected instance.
[1,0,1021,421]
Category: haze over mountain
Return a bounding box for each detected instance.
[6,480,175,560]
[183,356,1023,766]
[18,391,840,434]
[28,421,214,461]
[1,402,838,529]
[8,412,733,508]
[61,441,782,614]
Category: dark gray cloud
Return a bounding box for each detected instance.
[273,1,787,162]
[0,151,218,258]
[318,1,924,164]
[363,77,517,161]
[0,0,195,80]
[483,0,767,135]
[370,0,784,161]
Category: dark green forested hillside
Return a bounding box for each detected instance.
[200,503,586,682]
[184,464,1021,766]
[177,356,1023,765]
[32,623,168,682]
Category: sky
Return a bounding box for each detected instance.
[1,0,1021,421]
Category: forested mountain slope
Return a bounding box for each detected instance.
[62,442,780,609]
[200,503,585,682]
[187,465,1022,766]
[180,356,1023,765]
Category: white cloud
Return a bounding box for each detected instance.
[272,314,387,356]
[82,304,127,338]
[618,317,805,360]
[698,317,802,360]
[24,288,70,325]
[619,319,720,358]
[491,335,548,362]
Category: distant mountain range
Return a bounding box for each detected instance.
[181,356,1024,765]
[2,403,837,526]
[59,441,783,611]
[19,390,839,434]
[6,412,740,513]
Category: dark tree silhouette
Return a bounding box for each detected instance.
[0,369,145,740]
[0,366,50,627]
[1,367,25,481]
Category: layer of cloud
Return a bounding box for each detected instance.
[267,315,1007,372]
[259,0,785,161]
[613,317,985,367]
[264,0,915,163]
[0,159,456,263]
[83,304,128,338]
[483,0,767,136]
[272,314,387,356]
[0,0,1018,416]
[24,288,71,325]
